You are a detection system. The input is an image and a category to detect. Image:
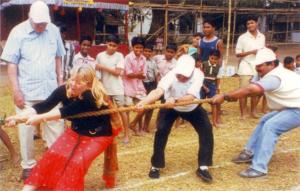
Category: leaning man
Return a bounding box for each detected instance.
[212,48,300,178]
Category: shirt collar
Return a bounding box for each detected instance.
[25,19,49,34]
[246,30,262,38]
[129,51,145,61]
[208,61,217,67]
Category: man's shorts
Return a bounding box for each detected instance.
[239,75,253,88]
[200,80,217,99]
[124,95,146,106]
[110,95,126,107]
[143,81,157,94]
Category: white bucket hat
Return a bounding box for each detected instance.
[174,54,195,77]
[29,1,51,23]
[253,48,276,66]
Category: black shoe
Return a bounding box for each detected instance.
[196,169,213,183]
[33,135,41,140]
[21,168,32,180]
[232,150,253,164]
[149,167,160,179]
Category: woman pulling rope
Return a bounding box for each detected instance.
[5,65,122,191]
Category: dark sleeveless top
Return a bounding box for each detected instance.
[199,36,220,62]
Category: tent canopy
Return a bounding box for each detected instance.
[3,0,128,10]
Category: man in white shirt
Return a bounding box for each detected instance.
[136,55,214,183]
[236,15,265,119]
[212,48,300,178]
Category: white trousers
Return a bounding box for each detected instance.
[16,101,65,169]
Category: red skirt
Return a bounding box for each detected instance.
[25,128,114,191]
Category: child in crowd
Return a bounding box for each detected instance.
[201,50,222,127]
[153,43,178,81]
[96,34,129,144]
[143,43,158,133]
[72,35,95,69]
[295,54,300,74]
[189,32,203,61]
[0,122,19,165]
[283,56,295,71]
[59,25,75,82]
[123,37,147,135]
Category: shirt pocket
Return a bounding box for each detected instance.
[48,38,57,56]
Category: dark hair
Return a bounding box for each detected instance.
[144,43,154,51]
[80,35,93,44]
[209,49,221,58]
[267,45,278,53]
[59,25,67,33]
[203,19,216,28]
[106,34,120,44]
[266,59,279,67]
[131,36,145,47]
[283,56,294,65]
[166,43,178,52]
[246,15,258,23]
[296,54,300,60]
[193,32,204,38]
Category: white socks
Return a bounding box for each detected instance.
[199,166,208,170]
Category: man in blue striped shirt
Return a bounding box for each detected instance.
[1,1,65,180]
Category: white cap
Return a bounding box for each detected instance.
[174,54,195,77]
[29,1,51,23]
[253,47,276,66]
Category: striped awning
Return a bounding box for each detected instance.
[2,0,128,10]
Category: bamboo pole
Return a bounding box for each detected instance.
[124,11,128,43]
[164,0,169,48]
[270,15,275,43]
[285,15,289,43]
[221,11,226,40]
[225,0,232,68]
[131,2,300,14]
[231,0,237,48]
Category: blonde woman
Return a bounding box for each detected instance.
[6,65,122,190]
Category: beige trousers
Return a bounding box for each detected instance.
[16,101,65,169]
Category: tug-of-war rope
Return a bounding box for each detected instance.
[68,98,213,119]
[0,98,213,125]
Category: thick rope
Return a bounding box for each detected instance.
[1,98,212,125]
[67,98,212,119]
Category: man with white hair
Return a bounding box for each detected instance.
[212,48,300,178]
[1,1,65,180]
[136,55,214,183]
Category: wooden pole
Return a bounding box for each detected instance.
[76,9,81,41]
[285,14,289,43]
[221,11,226,40]
[225,0,232,68]
[231,0,237,48]
[270,15,275,43]
[164,0,169,48]
[124,11,129,43]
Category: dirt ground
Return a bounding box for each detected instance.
[0,45,300,191]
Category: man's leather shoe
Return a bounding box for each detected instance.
[149,167,160,179]
[21,168,32,180]
[232,149,253,163]
[239,168,266,178]
[196,169,213,183]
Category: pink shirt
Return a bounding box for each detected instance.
[123,51,147,97]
